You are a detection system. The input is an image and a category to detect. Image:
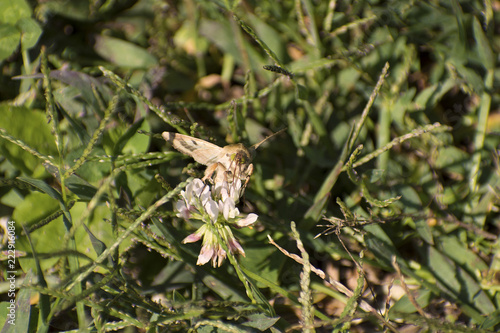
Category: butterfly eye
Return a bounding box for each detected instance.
[231,153,245,164]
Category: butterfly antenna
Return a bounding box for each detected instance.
[250,127,287,151]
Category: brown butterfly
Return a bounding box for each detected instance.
[162,129,285,186]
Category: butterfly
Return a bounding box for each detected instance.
[162,128,285,187]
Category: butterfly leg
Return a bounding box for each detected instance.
[243,163,253,188]
[203,162,228,184]
[202,163,218,183]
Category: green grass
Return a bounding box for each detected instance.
[0,0,499,332]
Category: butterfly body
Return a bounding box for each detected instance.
[162,132,254,185]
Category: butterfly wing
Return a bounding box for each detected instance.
[162,132,222,166]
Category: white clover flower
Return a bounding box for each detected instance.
[235,213,258,227]
[222,225,245,256]
[218,194,257,228]
[221,197,237,221]
[228,178,243,202]
[182,223,207,243]
[176,178,208,219]
[213,178,243,203]
[175,199,192,220]
[183,178,205,204]
[203,199,219,223]
[176,178,258,267]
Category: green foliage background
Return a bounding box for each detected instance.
[0,0,499,332]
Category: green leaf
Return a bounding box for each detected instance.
[239,246,282,287]
[233,14,285,70]
[242,313,280,331]
[0,24,20,61]
[450,0,466,64]
[454,63,484,94]
[389,289,433,315]
[83,224,108,258]
[65,148,111,183]
[15,199,63,272]
[303,192,329,228]
[302,101,326,137]
[481,309,500,329]
[16,17,42,51]
[0,0,31,25]
[51,70,113,118]
[247,14,287,62]
[0,105,58,176]
[296,84,308,100]
[414,79,456,110]
[64,175,102,201]
[201,275,247,302]
[0,0,37,60]
[472,16,494,70]
[12,191,59,227]
[397,185,421,212]
[366,169,385,183]
[337,67,360,94]
[414,218,434,245]
[312,159,344,211]
[0,272,34,333]
[114,119,150,155]
[173,21,209,54]
[456,269,495,315]
[0,303,10,330]
[426,246,460,293]
[72,203,115,258]
[364,224,409,271]
[16,177,63,203]
[414,84,437,110]
[0,189,24,208]
[36,0,90,21]
[57,102,92,145]
[361,181,401,208]
[392,88,417,125]
[434,146,469,176]
[94,35,158,69]
[199,18,265,71]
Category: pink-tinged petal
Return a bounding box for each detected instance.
[228,238,245,256]
[197,244,214,265]
[236,213,258,227]
[176,200,193,220]
[182,225,207,243]
[175,200,185,211]
[182,232,202,244]
[214,246,227,267]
